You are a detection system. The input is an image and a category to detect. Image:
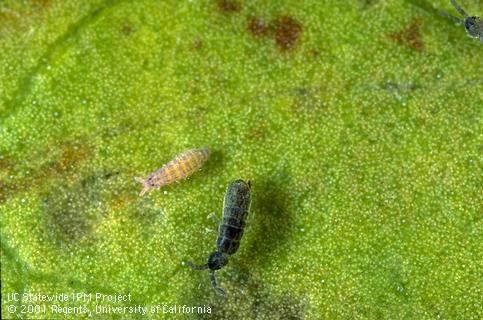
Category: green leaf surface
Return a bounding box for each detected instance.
[1,0,482,319]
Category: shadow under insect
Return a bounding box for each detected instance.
[202,149,224,176]
[242,175,296,269]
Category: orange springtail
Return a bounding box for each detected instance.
[135,148,210,196]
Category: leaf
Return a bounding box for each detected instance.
[1,0,482,318]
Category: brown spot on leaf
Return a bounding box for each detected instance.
[308,49,319,57]
[217,0,241,13]
[57,142,90,172]
[389,19,425,52]
[121,23,134,36]
[272,16,303,51]
[0,157,12,171]
[247,17,268,37]
[30,0,49,8]
[192,39,203,50]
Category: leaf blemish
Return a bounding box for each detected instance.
[247,17,268,37]
[121,23,134,36]
[217,0,241,13]
[272,16,303,51]
[246,15,303,51]
[389,19,425,52]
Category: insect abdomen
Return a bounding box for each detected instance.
[136,148,210,196]
[153,148,209,184]
[216,180,251,255]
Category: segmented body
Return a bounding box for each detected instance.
[216,180,251,255]
[136,148,210,196]
[185,179,251,297]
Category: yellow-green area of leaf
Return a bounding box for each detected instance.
[1,0,481,319]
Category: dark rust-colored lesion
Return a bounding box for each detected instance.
[247,17,268,37]
[120,23,134,36]
[217,0,241,13]
[246,14,303,51]
[272,16,303,51]
[389,19,425,52]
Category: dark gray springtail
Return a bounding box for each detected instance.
[186,179,252,297]
[442,0,483,41]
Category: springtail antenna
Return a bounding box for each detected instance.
[451,0,468,18]
[135,177,150,196]
[184,261,209,270]
[440,10,464,25]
